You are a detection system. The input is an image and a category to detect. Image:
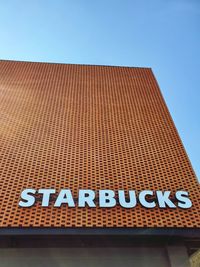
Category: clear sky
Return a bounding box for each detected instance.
[0,0,199,180]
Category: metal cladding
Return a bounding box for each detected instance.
[0,60,199,228]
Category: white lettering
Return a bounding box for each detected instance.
[156,191,176,208]
[118,190,137,208]
[139,190,156,208]
[176,191,192,209]
[54,189,75,207]
[99,190,116,207]
[18,188,193,210]
[38,189,56,207]
[19,189,36,207]
[78,189,96,207]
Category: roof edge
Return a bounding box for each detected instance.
[0,227,200,238]
[0,58,152,70]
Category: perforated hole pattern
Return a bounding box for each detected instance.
[0,60,199,228]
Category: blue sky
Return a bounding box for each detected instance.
[0,0,199,180]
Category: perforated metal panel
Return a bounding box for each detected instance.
[0,60,199,228]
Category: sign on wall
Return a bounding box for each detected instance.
[19,189,192,209]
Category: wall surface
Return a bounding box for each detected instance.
[0,60,199,228]
[190,249,200,267]
[0,246,191,267]
[0,247,170,267]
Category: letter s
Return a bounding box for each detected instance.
[19,189,36,207]
[176,191,192,209]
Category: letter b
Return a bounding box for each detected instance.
[99,190,116,207]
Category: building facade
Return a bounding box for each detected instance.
[0,60,199,266]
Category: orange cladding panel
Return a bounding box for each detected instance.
[0,60,199,227]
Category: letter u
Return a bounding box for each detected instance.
[118,190,137,208]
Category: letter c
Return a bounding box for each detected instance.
[139,190,156,208]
